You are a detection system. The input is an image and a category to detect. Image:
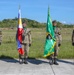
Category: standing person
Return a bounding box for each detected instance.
[22,22,32,64]
[51,20,62,65]
[72,29,74,46]
[0,30,2,45]
[16,22,32,64]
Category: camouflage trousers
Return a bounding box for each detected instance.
[19,43,29,59]
[52,42,60,58]
[54,45,59,58]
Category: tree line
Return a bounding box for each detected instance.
[0,18,74,28]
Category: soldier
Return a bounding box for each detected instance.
[72,29,74,46]
[21,22,32,64]
[50,20,62,65]
[0,30,2,45]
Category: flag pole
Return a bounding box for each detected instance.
[19,4,20,9]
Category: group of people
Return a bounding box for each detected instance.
[0,20,73,65]
[16,20,61,65]
[16,20,74,65]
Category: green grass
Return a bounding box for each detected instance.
[0,28,74,59]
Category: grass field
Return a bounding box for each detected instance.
[0,28,74,59]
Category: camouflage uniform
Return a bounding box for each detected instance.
[22,28,32,58]
[49,27,62,65]
[0,30,2,45]
[48,20,62,65]
[72,30,74,46]
[54,27,62,58]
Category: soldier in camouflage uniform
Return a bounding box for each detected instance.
[0,30,2,45]
[72,29,74,46]
[50,20,62,65]
[22,22,32,64]
[17,22,31,64]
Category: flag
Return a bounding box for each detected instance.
[16,7,24,55]
[44,7,56,57]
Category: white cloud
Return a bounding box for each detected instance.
[61,21,67,24]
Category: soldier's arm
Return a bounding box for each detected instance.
[0,39,1,45]
[58,34,62,44]
[58,28,62,46]
[72,30,74,45]
[72,30,74,41]
[28,31,32,44]
[0,31,2,44]
[72,32,73,42]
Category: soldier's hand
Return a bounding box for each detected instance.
[58,43,61,47]
[46,34,52,39]
[29,44,31,47]
[72,42,74,46]
[0,42,1,45]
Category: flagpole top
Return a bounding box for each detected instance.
[48,6,50,16]
[19,5,20,9]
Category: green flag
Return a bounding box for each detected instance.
[44,8,56,57]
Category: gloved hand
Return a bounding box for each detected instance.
[72,42,74,46]
[46,34,52,39]
[58,43,61,47]
[0,42,1,45]
[29,43,31,47]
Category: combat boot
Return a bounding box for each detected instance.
[19,54,23,64]
[23,58,28,64]
[49,57,54,65]
[54,58,59,65]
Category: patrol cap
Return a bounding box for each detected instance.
[22,21,26,24]
[52,20,57,23]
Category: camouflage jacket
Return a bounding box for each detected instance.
[22,28,32,44]
[54,27,62,45]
